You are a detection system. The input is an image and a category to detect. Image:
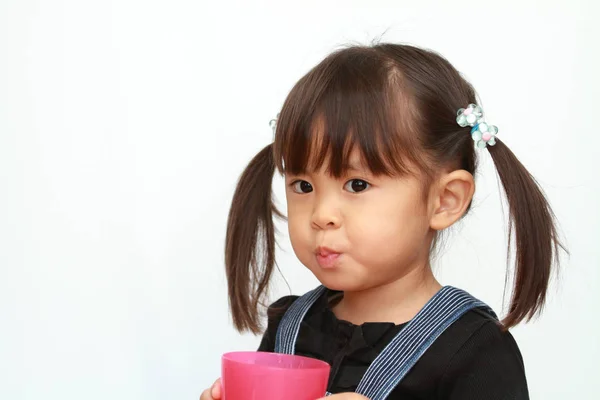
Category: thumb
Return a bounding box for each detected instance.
[211,379,222,399]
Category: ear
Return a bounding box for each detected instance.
[429,170,475,231]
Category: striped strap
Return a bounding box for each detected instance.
[355,286,496,400]
[273,285,495,400]
[274,285,327,354]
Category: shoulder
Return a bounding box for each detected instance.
[423,307,509,358]
[256,294,299,352]
[435,309,529,398]
[266,294,299,320]
[257,287,331,352]
[448,309,524,365]
[435,307,525,370]
[265,285,332,322]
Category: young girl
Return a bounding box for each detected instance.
[201,43,563,400]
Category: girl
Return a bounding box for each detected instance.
[201,43,563,400]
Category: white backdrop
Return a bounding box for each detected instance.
[1,0,599,399]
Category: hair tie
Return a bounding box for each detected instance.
[456,104,498,149]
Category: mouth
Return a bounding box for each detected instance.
[315,246,341,269]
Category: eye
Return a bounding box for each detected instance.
[291,180,313,194]
[344,179,370,193]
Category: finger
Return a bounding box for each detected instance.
[200,388,211,400]
[211,378,222,399]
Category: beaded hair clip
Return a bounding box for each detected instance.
[456,104,498,149]
[269,114,279,140]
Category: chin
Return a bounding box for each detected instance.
[300,254,371,292]
[310,269,368,293]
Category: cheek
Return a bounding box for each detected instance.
[349,195,430,255]
[287,217,302,247]
[287,219,316,272]
[286,207,311,251]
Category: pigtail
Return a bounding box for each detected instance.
[225,144,282,334]
[488,139,564,328]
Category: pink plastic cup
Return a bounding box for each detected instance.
[221,351,330,400]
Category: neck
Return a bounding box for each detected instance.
[332,263,442,325]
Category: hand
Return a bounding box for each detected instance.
[318,394,369,400]
[199,378,221,400]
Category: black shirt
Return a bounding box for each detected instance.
[257,289,529,400]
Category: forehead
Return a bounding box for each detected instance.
[301,146,368,175]
[288,117,369,174]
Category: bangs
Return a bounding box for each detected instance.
[273,46,426,178]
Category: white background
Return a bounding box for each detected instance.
[1,0,599,399]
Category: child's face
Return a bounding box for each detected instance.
[285,149,435,292]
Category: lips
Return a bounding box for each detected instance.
[315,246,341,269]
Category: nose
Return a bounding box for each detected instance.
[311,195,342,230]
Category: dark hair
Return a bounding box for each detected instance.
[225,43,564,334]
